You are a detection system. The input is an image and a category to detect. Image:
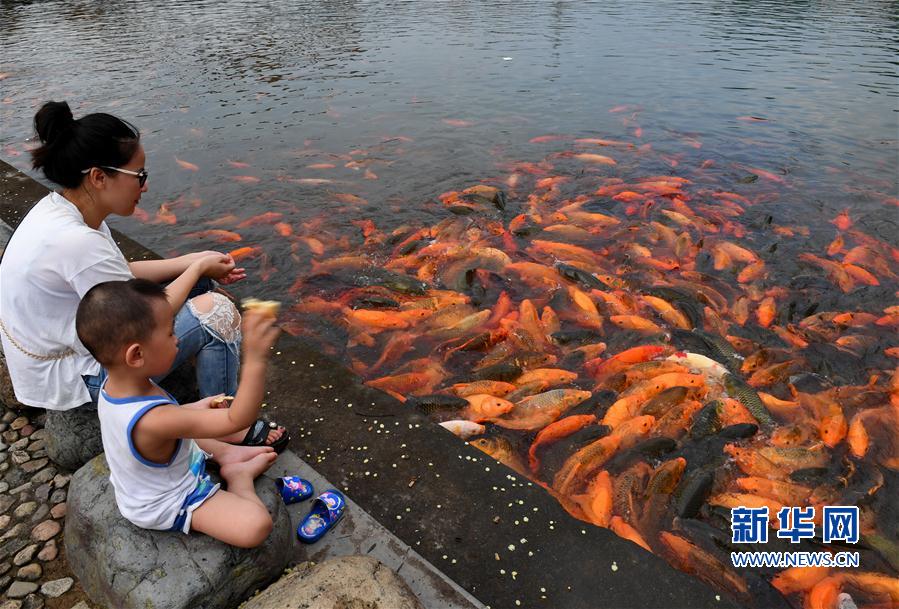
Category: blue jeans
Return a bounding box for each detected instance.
[83,279,240,403]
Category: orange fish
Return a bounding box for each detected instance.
[442,118,473,127]
[573,153,617,165]
[273,222,293,237]
[602,373,705,428]
[826,234,845,256]
[154,203,177,225]
[735,477,811,505]
[228,246,262,261]
[232,175,261,184]
[450,381,516,398]
[529,135,567,144]
[659,532,748,600]
[609,516,652,552]
[609,315,663,333]
[345,309,410,330]
[333,193,368,206]
[770,567,831,595]
[185,229,242,243]
[227,160,250,168]
[587,345,672,380]
[831,209,852,231]
[464,394,515,421]
[175,157,199,171]
[528,414,597,473]
[237,212,283,228]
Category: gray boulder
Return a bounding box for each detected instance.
[241,556,425,609]
[66,454,292,609]
[0,355,25,411]
[44,403,103,471]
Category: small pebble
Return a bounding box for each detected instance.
[33,484,50,503]
[9,417,27,431]
[29,504,50,524]
[20,594,43,609]
[50,503,66,519]
[6,580,38,598]
[16,563,41,581]
[30,520,60,542]
[12,545,38,566]
[13,502,37,519]
[40,577,73,598]
[36,540,57,562]
[30,469,55,487]
[20,458,48,474]
[10,438,28,451]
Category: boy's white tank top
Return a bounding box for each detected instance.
[97,385,208,531]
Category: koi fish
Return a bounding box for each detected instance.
[175,157,199,171]
[438,420,486,439]
[185,229,242,243]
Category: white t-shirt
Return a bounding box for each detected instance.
[0,192,133,410]
[97,385,218,532]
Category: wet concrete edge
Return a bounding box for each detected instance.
[0,159,742,609]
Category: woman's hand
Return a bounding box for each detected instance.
[192,253,236,281]
[218,263,247,285]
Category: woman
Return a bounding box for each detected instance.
[0,101,287,464]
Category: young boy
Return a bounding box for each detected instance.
[76,278,281,548]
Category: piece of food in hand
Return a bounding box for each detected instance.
[210,395,235,407]
[241,298,281,317]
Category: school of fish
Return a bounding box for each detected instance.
[174,123,897,608]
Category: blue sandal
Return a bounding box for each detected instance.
[297,490,346,543]
[276,476,314,504]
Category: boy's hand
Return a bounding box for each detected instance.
[242,310,281,362]
[185,395,233,410]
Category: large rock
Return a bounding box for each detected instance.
[44,403,103,471]
[241,556,425,609]
[0,355,26,411]
[66,454,292,609]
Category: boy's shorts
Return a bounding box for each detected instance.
[170,468,220,534]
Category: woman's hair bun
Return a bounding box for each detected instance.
[34,100,76,145]
[30,100,140,188]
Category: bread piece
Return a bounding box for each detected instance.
[241,298,281,317]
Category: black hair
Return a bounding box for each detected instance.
[30,100,141,188]
[76,279,169,366]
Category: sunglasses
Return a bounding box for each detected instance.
[82,165,149,187]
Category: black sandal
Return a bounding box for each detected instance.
[239,419,290,454]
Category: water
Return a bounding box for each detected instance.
[3,2,899,604]
[1,2,896,300]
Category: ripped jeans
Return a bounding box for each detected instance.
[83,279,241,402]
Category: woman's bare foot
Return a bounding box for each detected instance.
[213,442,274,467]
[220,451,277,483]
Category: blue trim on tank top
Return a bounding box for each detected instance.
[125,402,182,468]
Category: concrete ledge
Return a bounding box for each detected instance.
[1,159,741,609]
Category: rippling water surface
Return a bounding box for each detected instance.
[1,1,896,286]
[3,2,899,606]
